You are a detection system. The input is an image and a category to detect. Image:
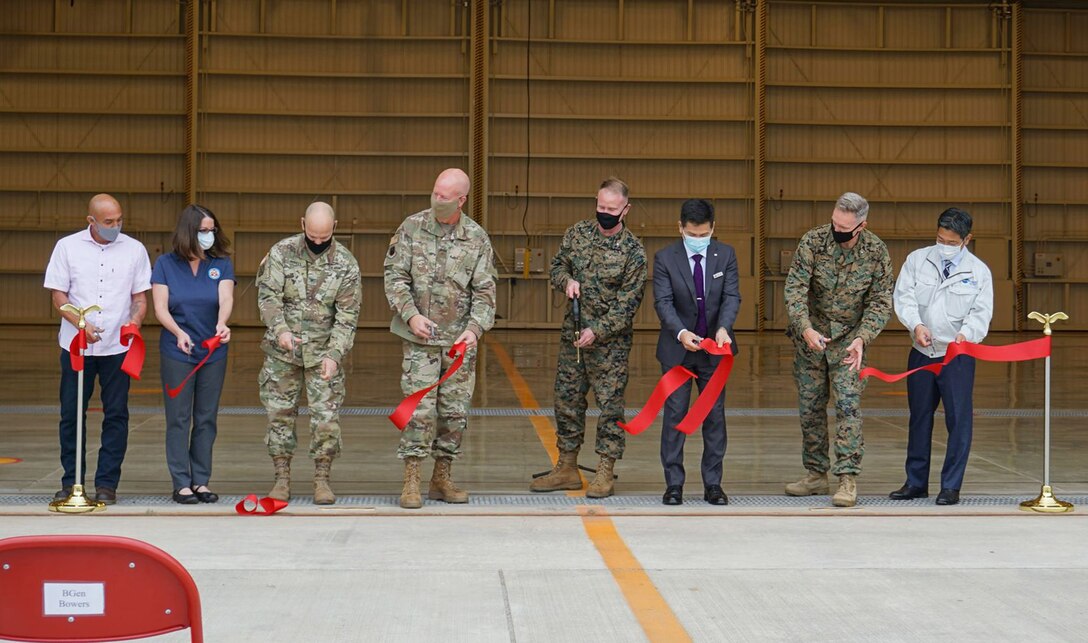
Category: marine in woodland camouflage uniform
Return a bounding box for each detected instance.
[784,192,893,495]
[531,177,646,498]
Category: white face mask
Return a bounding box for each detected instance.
[197,231,215,250]
[936,243,962,260]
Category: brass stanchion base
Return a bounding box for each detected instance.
[1019,485,1074,513]
[48,484,106,514]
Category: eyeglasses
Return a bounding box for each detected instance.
[199,228,217,234]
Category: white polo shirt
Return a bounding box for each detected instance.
[43,226,152,357]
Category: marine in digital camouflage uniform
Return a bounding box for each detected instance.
[384,168,496,508]
[530,177,647,498]
[257,202,361,504]
[783,192,894,507]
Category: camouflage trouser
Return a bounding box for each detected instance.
[397,340,478,460]
[259,355,345,460]
[553,339,630,459]
[792,339,867,475]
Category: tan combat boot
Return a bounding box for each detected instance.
[529,450,582,492]
[832,474,857,507]
[313,457,335,505]
[268,456,291,501]
[400,456,423,509]
[428,457,469,503]
[585,455,617,498]
[784,471,829,496]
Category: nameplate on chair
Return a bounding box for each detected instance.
[42,582,105,616]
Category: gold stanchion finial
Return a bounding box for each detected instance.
[1020,311,1073,513]
[1027,310,1067,336]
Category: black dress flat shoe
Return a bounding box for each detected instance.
[704,485,729,505]
[172,490,199,505]
[662,485,683,505]
[193,487,219,503]
[935,489,960,505]
[889,484,929,500]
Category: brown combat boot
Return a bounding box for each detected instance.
[268,456,291,501]
[313,457,335,505]
[784,471,829,496]
[428,457,468,503]
[585,455,617,498]
[400,456,423,509]
[832,474,857,507]
[529,450,582,492]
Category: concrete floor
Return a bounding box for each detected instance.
[1,326,1086,642]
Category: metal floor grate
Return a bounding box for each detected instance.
[2,494,1082,508]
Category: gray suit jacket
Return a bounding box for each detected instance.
[653,239,741,368]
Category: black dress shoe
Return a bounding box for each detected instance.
[889,484,929,500]
[662,486,683,505]
[94,487,117,505]
[935,489,960,505]
[192,487,219,503]
[704,485,729,505]
[53,486,73,500]
[172,489,199,505]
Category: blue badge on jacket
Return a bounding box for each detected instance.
[208,267,221,280]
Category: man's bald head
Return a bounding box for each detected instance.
[434,168,470,200]
[88,194,122,221]
[302,201,336,244]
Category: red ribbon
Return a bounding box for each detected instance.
[68,328,87,372]
[165,336,223,399]
[120,324,146,380]
[234,493,288,515]
[388,342,467,431]
[620,338,735,436]
[859,336,1052,383]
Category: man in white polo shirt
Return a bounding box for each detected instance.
[43,194,152,504]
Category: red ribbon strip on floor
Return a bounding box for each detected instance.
[68,328,87,372]
[165,336,222,398]
[388,342,468,431]
[859,336,1052,383]
[620,338,735,436]
[120,324,146,380]
[234,493,288,515]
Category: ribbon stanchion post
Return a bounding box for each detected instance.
[388,342,468,431]
[619,338,734,436]
[1020,312,1074,513]
[50,304,105,514]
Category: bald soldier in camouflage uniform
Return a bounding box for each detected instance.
[384,168,497,509]
[257,202,361,505]
[783,192,894,507]
[530,177,647,498]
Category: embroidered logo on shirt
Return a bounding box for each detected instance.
[208,267,221,280]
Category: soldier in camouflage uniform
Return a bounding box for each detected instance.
[530,177,647,498]
[783,192,894,507]
[384,168,497,509]
[257,202,361,505]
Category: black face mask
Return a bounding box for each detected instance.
[831,221,862,244]
[596,211,622,231]
[306,236,332,255]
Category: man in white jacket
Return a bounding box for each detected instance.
[889,208,993,506]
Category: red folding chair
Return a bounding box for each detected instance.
[0,535,203,643]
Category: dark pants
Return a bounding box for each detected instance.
[905,348,976,491]
[162,355,227,490]
[660,351,727,488]
[58,349,131,489]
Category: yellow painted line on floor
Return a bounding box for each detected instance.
[489,338,691,643]
[488,340,587,492]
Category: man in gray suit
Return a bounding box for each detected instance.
[652,199,741,506]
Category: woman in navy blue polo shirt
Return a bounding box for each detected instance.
[151,205,235,504]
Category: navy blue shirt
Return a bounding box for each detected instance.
[151,253,235,364]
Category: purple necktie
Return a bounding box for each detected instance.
[693,254,708,337]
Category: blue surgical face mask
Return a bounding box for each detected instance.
[96,222,121,242]
[683,233,711,255]
[197,231,215,250]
